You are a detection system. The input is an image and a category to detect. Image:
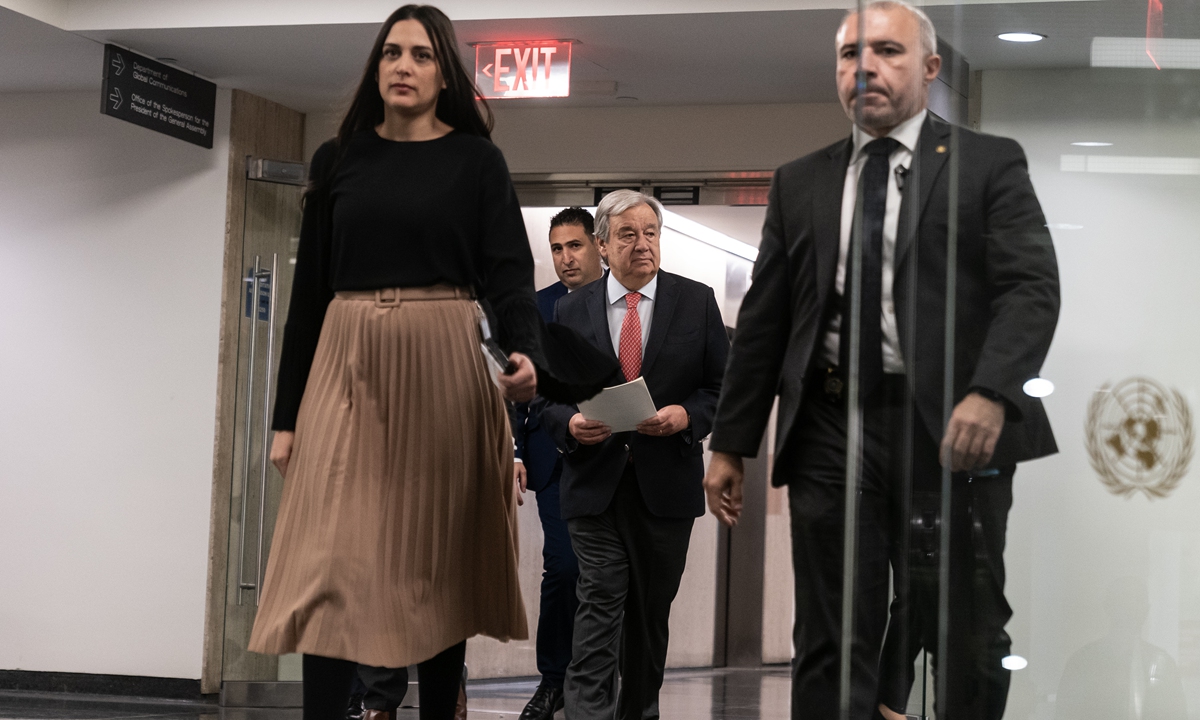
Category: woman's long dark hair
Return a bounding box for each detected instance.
[306,4,493,203]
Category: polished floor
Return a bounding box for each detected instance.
[0,667,794,720]
[0,690,216,720]
[462,667,792,719]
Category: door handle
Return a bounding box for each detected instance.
[255,253,280,606]
[236,256,261,605]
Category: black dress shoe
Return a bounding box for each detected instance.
[519,681,564,720]
[345,693,365,720]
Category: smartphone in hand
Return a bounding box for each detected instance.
[476,302,516,376]
[483,337,516,375]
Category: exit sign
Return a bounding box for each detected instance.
[474,41,572,99]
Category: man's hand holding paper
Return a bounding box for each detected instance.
[570,374,688,443]
[636,405,688,437]
[569,413,612,445]
[575,377,659,433]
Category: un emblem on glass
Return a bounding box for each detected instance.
[1086,376,1194,500]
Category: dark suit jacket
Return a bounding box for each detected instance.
[542,270,730,519]
[537,281,569,324]
[512,281,569,493]
[709,114,1060,484]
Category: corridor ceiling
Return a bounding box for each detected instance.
[2,0,1197,113]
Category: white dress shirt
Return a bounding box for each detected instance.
[606,271,657,356]
[823,108,927,374]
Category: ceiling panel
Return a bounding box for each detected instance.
[4,2,1197,113]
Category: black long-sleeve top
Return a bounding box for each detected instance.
[271,130,541,431]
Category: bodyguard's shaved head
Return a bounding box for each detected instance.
[835,0,942,137]
[841,0,938,57]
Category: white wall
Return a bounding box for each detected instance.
[0,89,233,679]
[493,102,849,174]
[304,102,851,173]
[979,68,1200,719]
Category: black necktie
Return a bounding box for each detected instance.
[840,136,898,399]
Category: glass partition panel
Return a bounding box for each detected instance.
[956,15,1200,720]
[833,1,1200,718]
[221,176,303,685]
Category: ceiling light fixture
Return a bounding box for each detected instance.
[1092,37,1200,70]
[1072,141,1113,147]
[1023,378,1055,398]
[661,209,759,262]
[998,32,1046,43]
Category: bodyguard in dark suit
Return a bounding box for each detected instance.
[703,2,1059,718]
[542,191,729,720]
[511,208,605,720]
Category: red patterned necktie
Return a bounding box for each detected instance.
[618,292,643,381]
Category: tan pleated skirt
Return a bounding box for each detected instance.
[248,286,528,667]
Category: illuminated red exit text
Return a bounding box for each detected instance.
[474,40,572,99]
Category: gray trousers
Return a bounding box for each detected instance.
[355,665,409,710]
[563,467,694,720]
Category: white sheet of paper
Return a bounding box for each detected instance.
[577,377,659,433]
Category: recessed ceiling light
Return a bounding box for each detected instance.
[998,32,1046,43]
[1071,141,1113,147]
[1001,655,1029,671]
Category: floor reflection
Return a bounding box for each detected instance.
[0,668,795,720]
[460,667,792,719]
[0,690,214,720]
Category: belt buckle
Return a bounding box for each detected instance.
[822,367,844,403]
[909,491,941,568]
[375,289,401,308]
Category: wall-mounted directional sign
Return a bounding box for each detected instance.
[474,41,572,99]
[101,44,217,149]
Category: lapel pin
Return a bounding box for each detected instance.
[936,145,947,153]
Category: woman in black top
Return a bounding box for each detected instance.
[248,7,544,720]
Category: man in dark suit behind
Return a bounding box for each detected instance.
[542,190,729,720]
[511,207,605,720]
[702,2,1060,718]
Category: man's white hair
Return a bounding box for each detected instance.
[843,0,938,58]
[594,189,664,242]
